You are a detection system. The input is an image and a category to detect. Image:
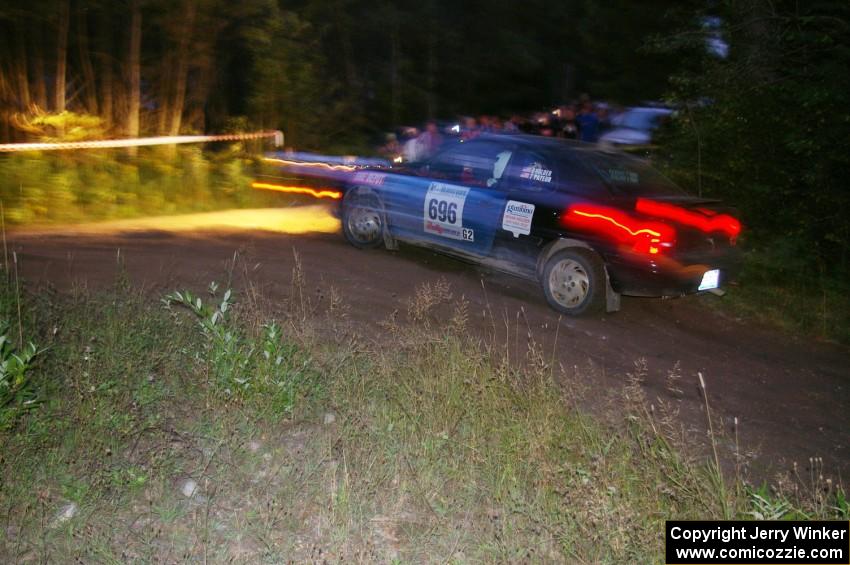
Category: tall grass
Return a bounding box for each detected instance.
[0,273,845,562]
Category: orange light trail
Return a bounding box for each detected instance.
[252,182,342,200]
[562,204,676,255]
[571,210,663,238]
[262,157,356,171]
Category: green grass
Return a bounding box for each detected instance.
[706,247,850,344]
[0,147,289,227]
[0,274,845,562]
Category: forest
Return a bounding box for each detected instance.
[1,0,849,336]
[0,0,694,148]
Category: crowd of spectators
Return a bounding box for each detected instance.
[380,95,621,163]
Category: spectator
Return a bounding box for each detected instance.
[596,103,611,135]
[576,101,600,142]
[461,116,480,140]
[535,112,554,137]
[379,133,401,160]
[559,106,579,139]
[402,127,421,162]
[417,121,443,159]
[504,115,522,133]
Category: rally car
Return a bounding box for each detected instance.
[335,135,741,315]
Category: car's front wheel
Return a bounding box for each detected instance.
[541,249,606,316]
[341,187,386,249]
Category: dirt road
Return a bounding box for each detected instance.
[9,206,849,481]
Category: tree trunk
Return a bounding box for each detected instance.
[126,0,142,143]
[168,0,197,136]
[76,5,98,115]
[426,26,436,119]
[389,8,400,126]
[98,10,114,128]
[54,0,70,114]
[14,24,31,111]
[157,53,172,134]
[31,17,47,109]
[334,2,357,91]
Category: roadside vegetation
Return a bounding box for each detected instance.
[0,145,288,227]
[653,1,850,344]
[0,265,845,562]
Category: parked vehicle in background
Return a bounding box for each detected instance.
[599,107,673,148]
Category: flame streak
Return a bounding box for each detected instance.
[262,157,356,171]
[636,198,741,238]
[571,209,662,238]
[252,182,342,200]
[563,204,675,255]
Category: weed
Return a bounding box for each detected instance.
[0,322,41,429]
[163,284,311,414]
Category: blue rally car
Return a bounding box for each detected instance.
[329,135,742,315]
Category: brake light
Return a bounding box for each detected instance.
[562,204,675,255]
[636,198,741,239]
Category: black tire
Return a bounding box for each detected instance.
[541,248,606,316]
[341,187,386,249]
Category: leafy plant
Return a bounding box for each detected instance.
[0,324,41,429]
[163,284,308,413]
[164,285,250,394]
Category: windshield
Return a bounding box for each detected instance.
[577,151,688,197]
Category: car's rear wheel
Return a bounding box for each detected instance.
[541,249,605,316]
[342,187,385,249]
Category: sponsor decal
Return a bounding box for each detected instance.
[502,200,535,237]
[352,171,386,186]
[606,168,639,184]
[423,182,470,241]
[519,162,552,183]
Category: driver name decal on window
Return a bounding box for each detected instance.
[519,162,552,183]
[606,169,638,184]
[423,182,470,241]
[502,200,535,237]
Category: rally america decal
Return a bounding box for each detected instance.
[423,182,471,241]
[352,171,385,186]
[502,200,535,237]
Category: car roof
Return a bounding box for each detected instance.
[469,133,622,157]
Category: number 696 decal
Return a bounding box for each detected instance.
[423,182,470,241]
[428,198,457,223]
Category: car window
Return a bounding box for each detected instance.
[553,151,611,198]
[577,150,688,197]
[504,150,556,193]
[427,141,513,188]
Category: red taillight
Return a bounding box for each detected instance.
[562,204,676,255]
[636,198,741,240]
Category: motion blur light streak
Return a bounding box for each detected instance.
[0,131,283,152]
[262,157,356,171]
[563,205,676,255]
[13,207,341,236]
[252,182,342,200]
[635,198,741,239]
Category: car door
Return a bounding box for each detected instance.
[390,139,515,257]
